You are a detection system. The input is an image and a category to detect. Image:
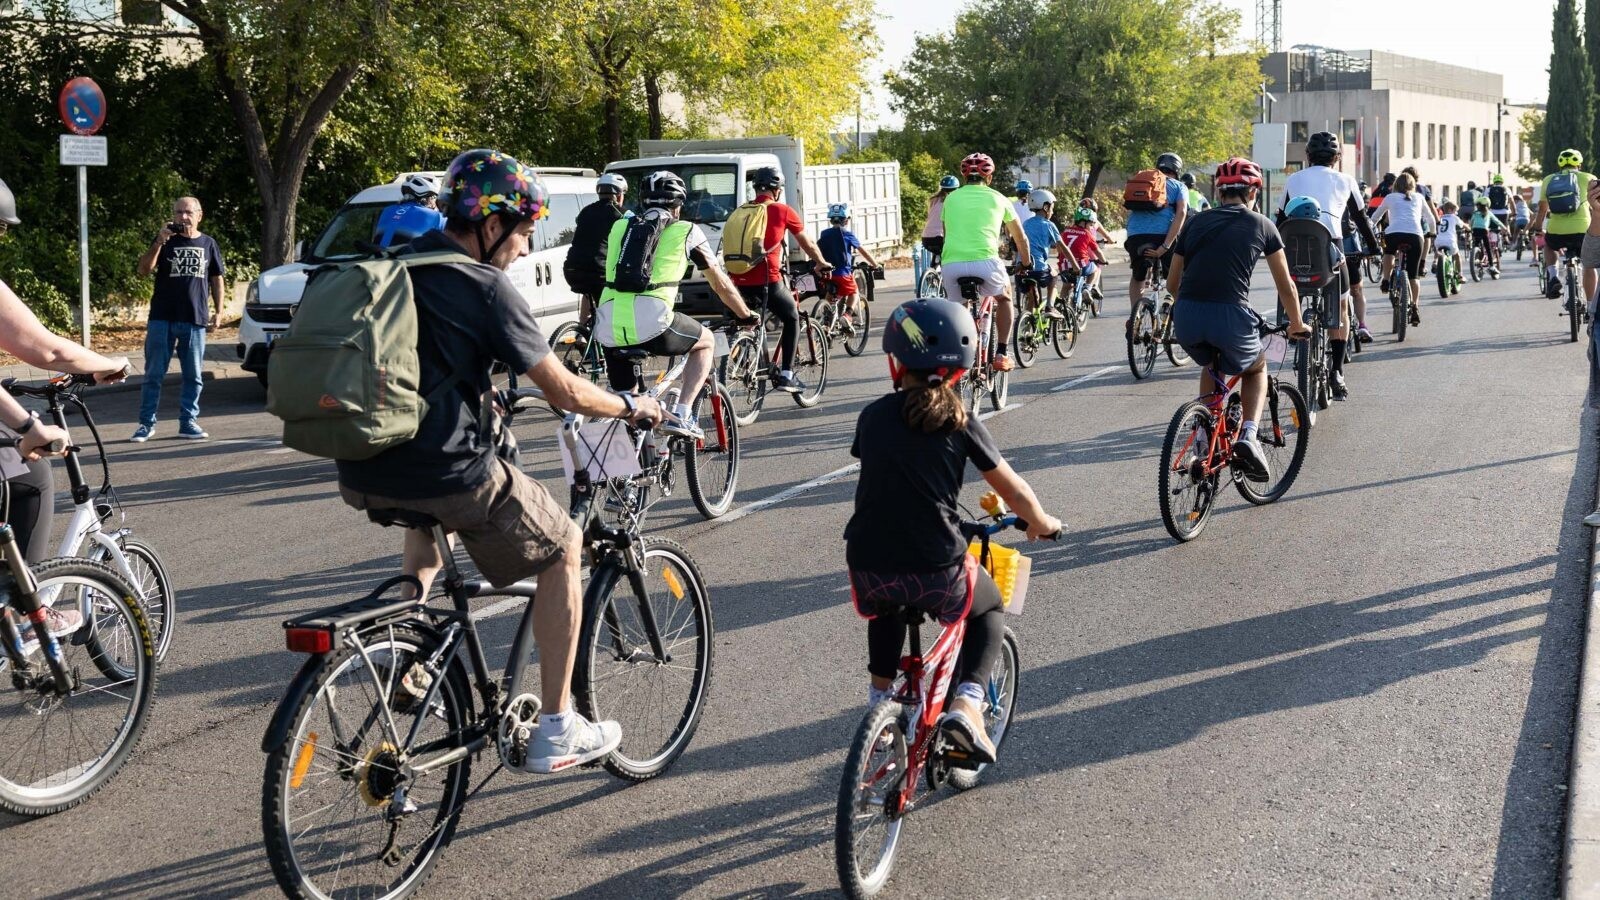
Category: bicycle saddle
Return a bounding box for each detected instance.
[609,348,652,360]
[366,508,442,530]
[957,276,986,298]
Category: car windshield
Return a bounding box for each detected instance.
[308,202,391,261]
[610,164,741,224]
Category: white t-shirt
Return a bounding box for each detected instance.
[1377,191,1436,236]
[1279,166,1362,236]
[1012,201,1031,226]
[1434,213,1460,249]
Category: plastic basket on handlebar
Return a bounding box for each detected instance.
[557,417,642,486]
[966,539,1031,615]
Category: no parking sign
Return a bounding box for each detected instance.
[58,77,106,136]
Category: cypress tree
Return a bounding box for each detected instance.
[1548,0,1593,170]
[1589,0,1600,160]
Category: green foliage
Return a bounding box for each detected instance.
[1545,0,1593,171]
[1515,109,1546,182]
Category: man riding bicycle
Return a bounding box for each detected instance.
[1487,174,1515,245]
[595,170,758,439]
[336,149,664,774]
[564,171,630,327]
[1124,152,1188,327]
[941,153,1031,372]
[1531,148,1597,301]
[372,174,444,249]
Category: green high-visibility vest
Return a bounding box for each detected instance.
[597,218,692,346]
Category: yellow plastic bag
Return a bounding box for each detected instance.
[967,540,1031,616]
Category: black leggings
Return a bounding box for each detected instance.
[739,282,799,371]
[866,566,1004,687]
[3,459,54,564]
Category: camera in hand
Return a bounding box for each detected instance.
[167,223,185,239]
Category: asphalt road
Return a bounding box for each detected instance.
[1,251,1591,899]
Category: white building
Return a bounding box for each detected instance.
[1263,48,1539,200]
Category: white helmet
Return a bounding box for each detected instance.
[597,172,627,195]
[401,173,439,201]
[1028,188,1057,211]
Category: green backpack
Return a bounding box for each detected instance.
[266,249,473,461]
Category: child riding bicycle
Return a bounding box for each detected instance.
[843,298,1061,763]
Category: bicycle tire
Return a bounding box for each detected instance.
[1310,325,1330,411]
[1052,299,1078,359]
[1393,270,1409,342]
[1236,382,1311,506]
[721,333,765,426]
[1436,258,1449,299]
[988,315,1009,410]
[948,628,1020,791]
[574,537,712,782]
[1127,303,1158,380]
[1158,401,1218,542]
[1293,329,1316,426]
[1015,310,1040,368]
[1571,274,1583,343]
[791,318,829,408]
[1162,305,1189,367]
[1469,248,1482,282]
[0,559,154,816]
[86,537,175,665]
[262,623,472,900]
[835,699,909,900]
[550,321,597,381]
[1364,255,1381,284]
[845,292,871,357]
[918,267,945,299]
[684,383,740,519]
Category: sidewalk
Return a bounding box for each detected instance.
[0,342,247,395]
[1569,409,1600,897]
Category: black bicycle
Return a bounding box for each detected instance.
[261,396,713,900]
[718,298,829,425]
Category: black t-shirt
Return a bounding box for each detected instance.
[564,199,625,291]
[150,233,225,326]
[844,392,1002,572]
[1172,205,1284,306]
[336,231,551,499]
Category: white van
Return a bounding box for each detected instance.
[238,168,597,386]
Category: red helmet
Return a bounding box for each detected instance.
[1214,157,1263,189]
[960,153,995,178]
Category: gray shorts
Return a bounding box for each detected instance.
[1172,301,1265,376]
[941,258,1010,300]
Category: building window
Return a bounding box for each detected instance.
[1396,120,1405,157]
[1427,124,1435,159]
[1483,130,1490,161]
[1291,122,1309,143]
[122,0,163,25]
[1452,126,1460,160]
[1414,123,1422,161]
[1503,132,1509,164]
[1470,128,1477,162]
[1341,119,1358,146]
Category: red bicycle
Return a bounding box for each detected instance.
[834,499,1057,898]
[953,275,1010,412]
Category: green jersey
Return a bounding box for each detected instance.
[1540,170,1595,235]
[939,184,1017,264]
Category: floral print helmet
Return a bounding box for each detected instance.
[442,149,549,226]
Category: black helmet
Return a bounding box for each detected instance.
[1180,173,1196,187]
[1155,152,1182,176]
[0,176,18,226]
[641,170,687,208]
[749,166,784,191]
[1306,131,1340,164]
[883,298,976,374]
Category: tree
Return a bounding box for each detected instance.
[1514,109,1546,182]
[1588,0,1600,162]
[1545,0,1592,171]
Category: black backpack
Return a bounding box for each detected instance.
[609,214,672,293]
[1487,184,1509,209]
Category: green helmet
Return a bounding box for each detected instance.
[1491,173,1505,184]
[1559,148,1584,169]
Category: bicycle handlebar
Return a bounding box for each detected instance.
[2,372,100,399]
[501,386,660,431]
[959,514,1063,541]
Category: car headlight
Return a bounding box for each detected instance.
[246,280,259,306]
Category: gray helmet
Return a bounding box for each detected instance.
[750,166,784,191]
[596,172,628,195]
[1306,131,1340,164]
[1156,152,1183,176]
[0,177,17,226]
[641,170,686,208]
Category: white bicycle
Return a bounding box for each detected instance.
[3,374,175,662]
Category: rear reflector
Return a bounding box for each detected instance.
[285,627,333,654]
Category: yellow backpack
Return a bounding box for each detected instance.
[722,201,774,276]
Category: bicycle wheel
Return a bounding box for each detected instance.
[986,315,1009,411]
[918,267,945,299]
[1127,303,1158,380]
[1162,307,1189,367]
[809,296,838,356]
[86,537,175,665]
[550,321,592,378]
[1158,401,1219,542]
[1469,248,1483,282]
[1571,274,1583,343]
[1015,310,1041,368]
[1236,382,1310,506]
[959,369,981,414]
[1293,331,1316,424]
[790,319,829,408]
[1364,255,1381,284]
[844,292,872,357]
[1392,275,1409,342]
[1436,258,1449,299]
[721,333,766,426]
[574,537,712,782]
[835,699,909,900]
[0,560,154,816]
[948,628,1020,791]
[1052,297,1079,358]
[684,383,740,519]
[263,623,472,900]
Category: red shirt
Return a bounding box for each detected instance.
[1058,225,1098,266]
[730,194,805,286]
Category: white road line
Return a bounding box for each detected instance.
[715,461,862,525]
[470,596,526,622]
[977,402,1024,421]
[1050,365,1119,393]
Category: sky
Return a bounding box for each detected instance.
[865,0,1560,128]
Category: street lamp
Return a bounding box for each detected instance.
[1496,99,1508,178]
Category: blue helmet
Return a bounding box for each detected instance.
[939,174,959,190]
[1284,196,1323,221]
[1014,179,1033,194]
[827,202,850,221]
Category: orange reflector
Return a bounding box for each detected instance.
[290,732,318,789]
[1290,410,1300,428]
[1187,512,1201,521]
[285,627,333,654]
[663,568,685,600]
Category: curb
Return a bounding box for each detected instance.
[1568,412,1600,898]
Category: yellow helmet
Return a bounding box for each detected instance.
[1558,148,1584,169]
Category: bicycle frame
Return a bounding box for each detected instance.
[887,614,967,814]
[1177,369,1244,479]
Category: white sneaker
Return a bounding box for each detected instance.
[524,713,622,774]
[1584,510,1600,528]
[17,606,84,656]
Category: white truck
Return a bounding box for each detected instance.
[603,136,901,315]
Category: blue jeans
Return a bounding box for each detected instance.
[139,319,205,427]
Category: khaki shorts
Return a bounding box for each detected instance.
[340,458,577,588]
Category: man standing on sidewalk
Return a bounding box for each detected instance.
[133,196,224,442]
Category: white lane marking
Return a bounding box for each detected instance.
[977,403,1023,421]
[1050,365,1118,393]
[715,461,862,525]
[209,437,283,448]
[470,596,526,622]
[265,447,298,455]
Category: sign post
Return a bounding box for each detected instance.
[57,77,108,349]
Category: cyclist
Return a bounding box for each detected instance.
[1182,173,1211,212]
[1011,179,1034,227]
[1021,189,1071,316]
[728,166,834,393]
[921,174,958,266]
[1276,131,1382,360]
[1060,206,1109,302]
[1124,152,1188,329]
[1168,157,1309,480]
[1531,148,1597,301]
[1512,191,1532,248]
[336,149,663,774]
[1368,172,1396,212]
[1469,196,1505,276]
[1487,174,1514,244]
[1372,171,1436,324]
[1457,180,1482,216]
[372,174,444,248]
[563,171,629,327]
[1433,199,1463,288]
[846,297,1060,762]
[941,152,1030,371]
[596,170,759,438]
[818,202,881,330]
